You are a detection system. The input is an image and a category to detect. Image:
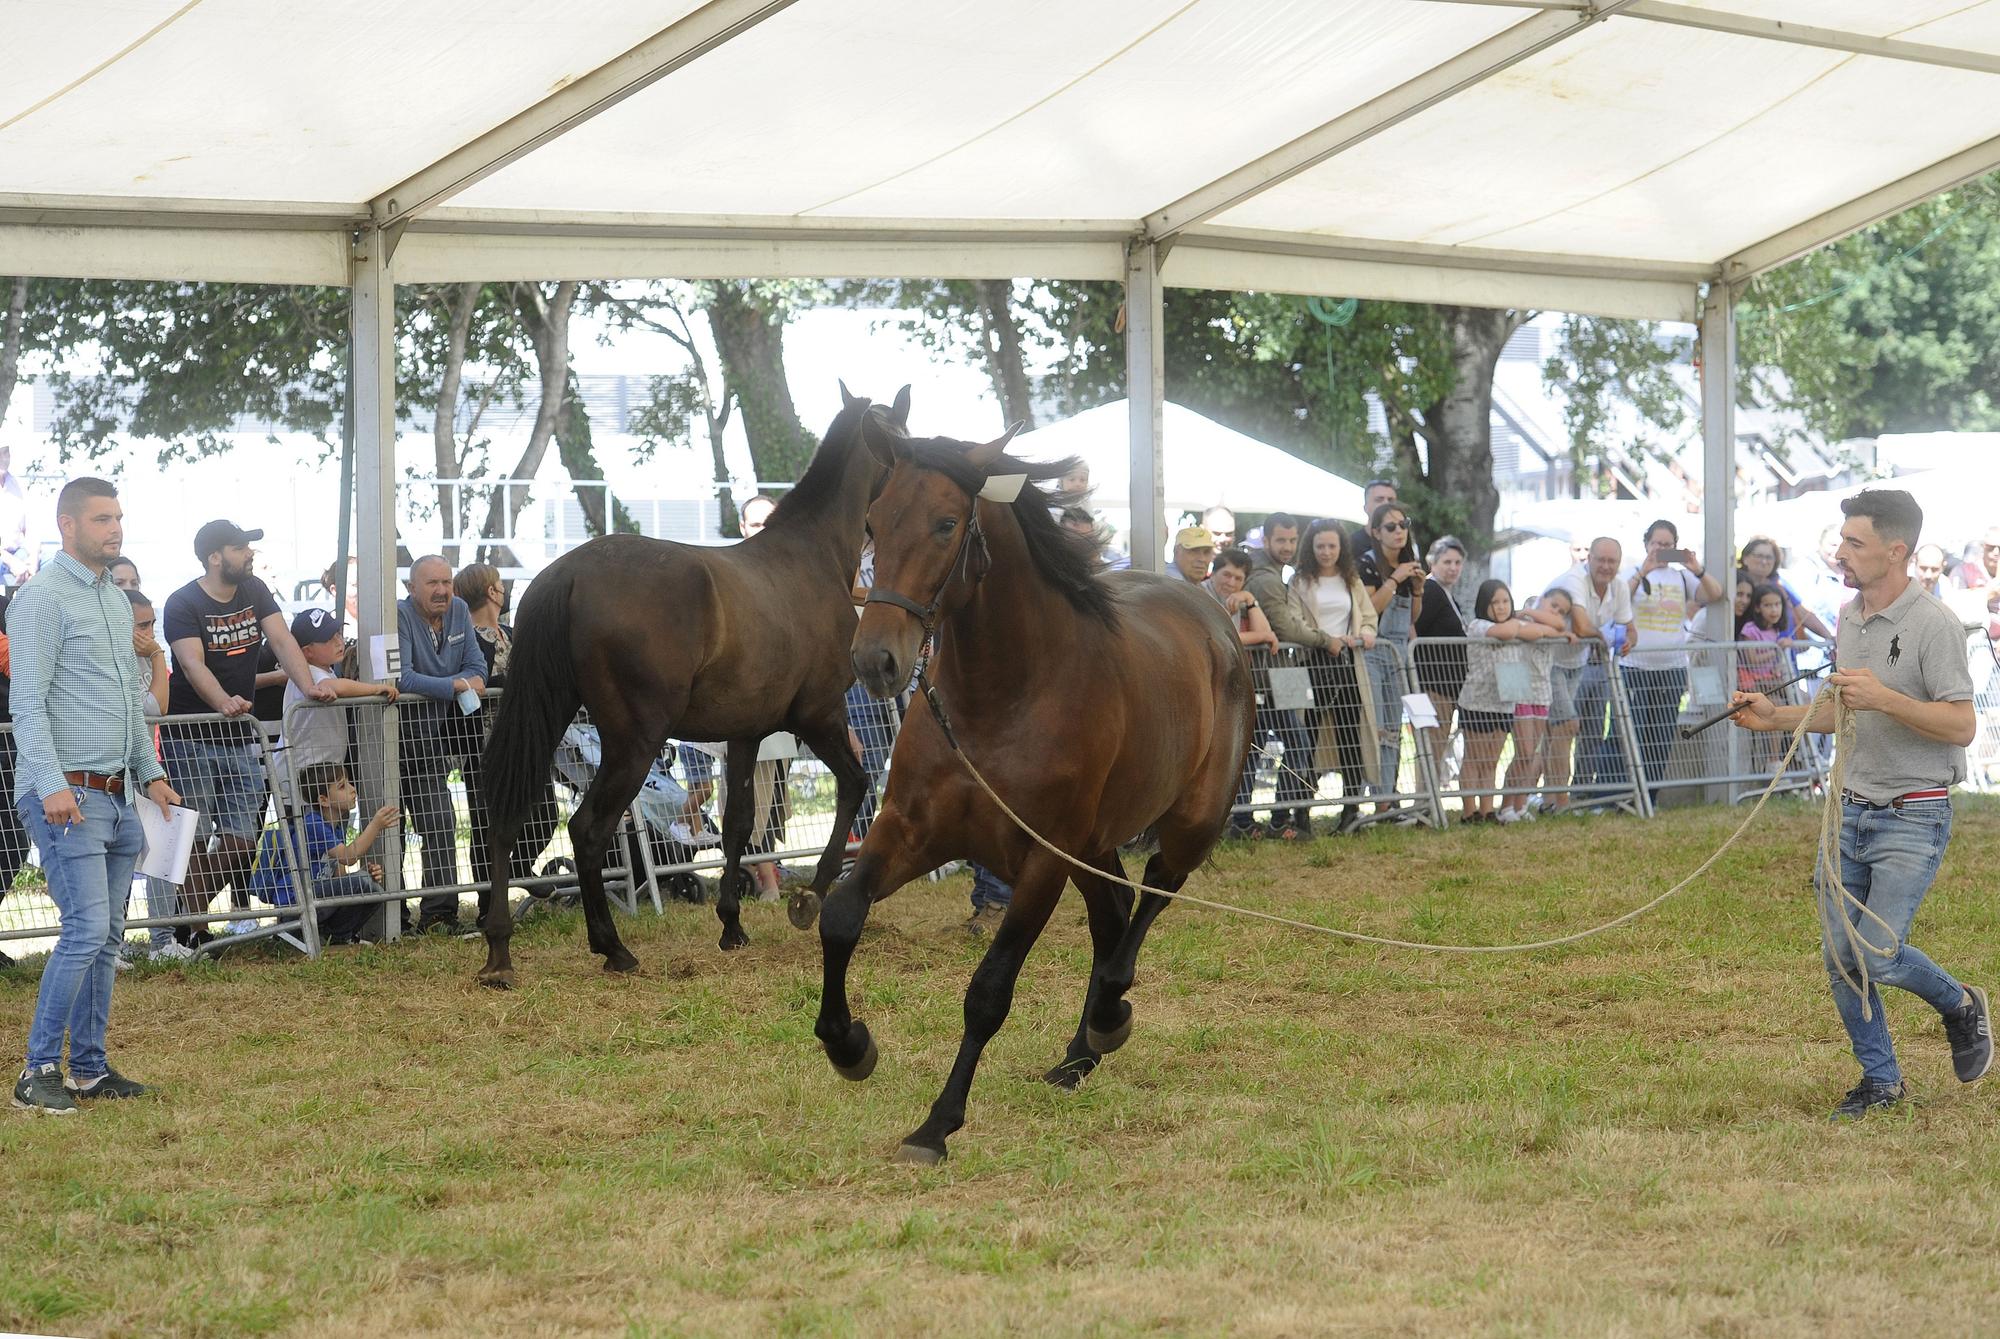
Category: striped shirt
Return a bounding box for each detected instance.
[8,550,167,805]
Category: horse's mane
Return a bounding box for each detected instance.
[771,399,887,523]
[905,439,1119,627]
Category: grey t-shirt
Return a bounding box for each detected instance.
[1832,580,1975,803]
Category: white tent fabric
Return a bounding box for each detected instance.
[8,0,2000,317]
[1016,400,1366,521]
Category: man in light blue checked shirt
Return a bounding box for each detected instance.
[9,479,181,1116]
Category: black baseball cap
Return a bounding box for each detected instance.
[194,519,264,561]
[290,607,341,646]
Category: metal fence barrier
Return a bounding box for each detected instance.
[1964,626,2000,795]
[1402,635,1649,823]
[1620,638,1831,808]
[1228,643,1443,836]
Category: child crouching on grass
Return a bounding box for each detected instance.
[250,763,401,945]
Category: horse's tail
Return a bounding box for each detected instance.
[482,566,580,834]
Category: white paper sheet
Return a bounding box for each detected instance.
[367,633,401,682]
[1401,692,1440,729]
[137,803,201,884]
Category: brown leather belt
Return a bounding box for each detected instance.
[64,770,125,796]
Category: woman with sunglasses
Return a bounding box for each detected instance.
[1356,501,1425,816]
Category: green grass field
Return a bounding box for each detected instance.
[3,797,1999,1337]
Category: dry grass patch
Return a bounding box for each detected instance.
[3,795,1999,1336]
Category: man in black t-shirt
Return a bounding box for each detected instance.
[161,519,333,942]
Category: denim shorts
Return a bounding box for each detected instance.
[1548,664,1583,725]
[161,736,267,838]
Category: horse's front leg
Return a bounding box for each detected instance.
[815,810,934,1082]
[897,848,1067,1165]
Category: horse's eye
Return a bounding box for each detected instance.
[935,517,959,537]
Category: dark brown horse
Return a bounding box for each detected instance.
[473,386,905,986]
[809,421,1255,1163]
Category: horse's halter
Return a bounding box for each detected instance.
[861,470,1027,701]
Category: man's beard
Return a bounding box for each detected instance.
[220,558,253,585]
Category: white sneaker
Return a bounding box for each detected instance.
[149,940,196,963]
[225,919,259,936]
[1494,807,1524,825]
[1517,806,1538,822]
[667,820,722,849]
[112,956,131,973]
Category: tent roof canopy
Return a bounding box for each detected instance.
[7,0,2000,316]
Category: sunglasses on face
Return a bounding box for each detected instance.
[1380,520,1409,532]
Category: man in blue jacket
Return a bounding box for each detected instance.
[397,555,486,933]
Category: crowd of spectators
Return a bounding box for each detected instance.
[1136,483,2000,837]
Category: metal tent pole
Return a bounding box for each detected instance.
[1124,239,1166,573]
[1699,282,1739,801]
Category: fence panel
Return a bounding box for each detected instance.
[1404,635,1648,824]
[0,713,324,962]
[282,691,644,939]
[1966,627,2000,794]
[641,686,906,890]
[1226,642,1440,835]
[1619,639,1830,808]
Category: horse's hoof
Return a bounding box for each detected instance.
[894,1141,945,1166]
[476,969,515,991]
[718,926,750,952]
[1043,1056,1098,1090]
[1086,1002,1133,1054]
[787,889,822,930]
[828,1027,878,1082]
[602,951,640,975]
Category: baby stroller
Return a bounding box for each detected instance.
[551,722,720,906]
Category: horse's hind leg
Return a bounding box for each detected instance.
[476,807,523,988]
[1046,850,1133,1090]
[897,849,1067,1166]
[569,743,656,974]
[713,738,759,951]
[791,713,869,931]
[1088,854,1187,1054]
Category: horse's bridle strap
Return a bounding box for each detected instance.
[861,502,984,631]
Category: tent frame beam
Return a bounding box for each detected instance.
[1142,0,1640,241]
[1425,1,2000,75]
[1125,240,1166,575]
[370,0,802,230]
[1724,131,2000,281]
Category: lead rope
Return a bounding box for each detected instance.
[926,675,1900,980]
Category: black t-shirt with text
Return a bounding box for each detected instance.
[164,574,280,716]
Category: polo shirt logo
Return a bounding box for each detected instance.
[1888,634,1902,665]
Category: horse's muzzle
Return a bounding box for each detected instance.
[851,643,904,700]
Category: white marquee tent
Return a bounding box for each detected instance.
[1018,400,1366,524]
[9,0,2000,646]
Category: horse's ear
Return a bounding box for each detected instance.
[839,379,865,411]
[890,384,912,427]
[861,411,903,469]
[964,421,1024,471]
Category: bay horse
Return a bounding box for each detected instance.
[809,420,1255,1163]
[473,385,905,986]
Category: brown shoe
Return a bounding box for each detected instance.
[965,905,1007,936]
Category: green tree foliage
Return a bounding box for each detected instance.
[1550,172,2000,472]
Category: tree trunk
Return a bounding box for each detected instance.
[0,278,26,429]
[431,282,480,562]
[1420,305,1524,579]
[706,282,816,483]
[553,368,639,538]
[974,279,1036,429]
[479,281,578,566]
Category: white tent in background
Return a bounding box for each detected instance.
[1016,400,1366,524]
[1738,457,2000,559]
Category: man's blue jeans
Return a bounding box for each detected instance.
[969,863,1012,910]
[1818,799,1964,1087]
[1572,662,1620,789]
[20,788,145,1077]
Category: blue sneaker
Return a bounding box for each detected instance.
[1945,985,1993,1084]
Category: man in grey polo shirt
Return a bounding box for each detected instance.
[1731,489,1987,1121]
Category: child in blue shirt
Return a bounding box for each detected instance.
[251,762,401,944]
